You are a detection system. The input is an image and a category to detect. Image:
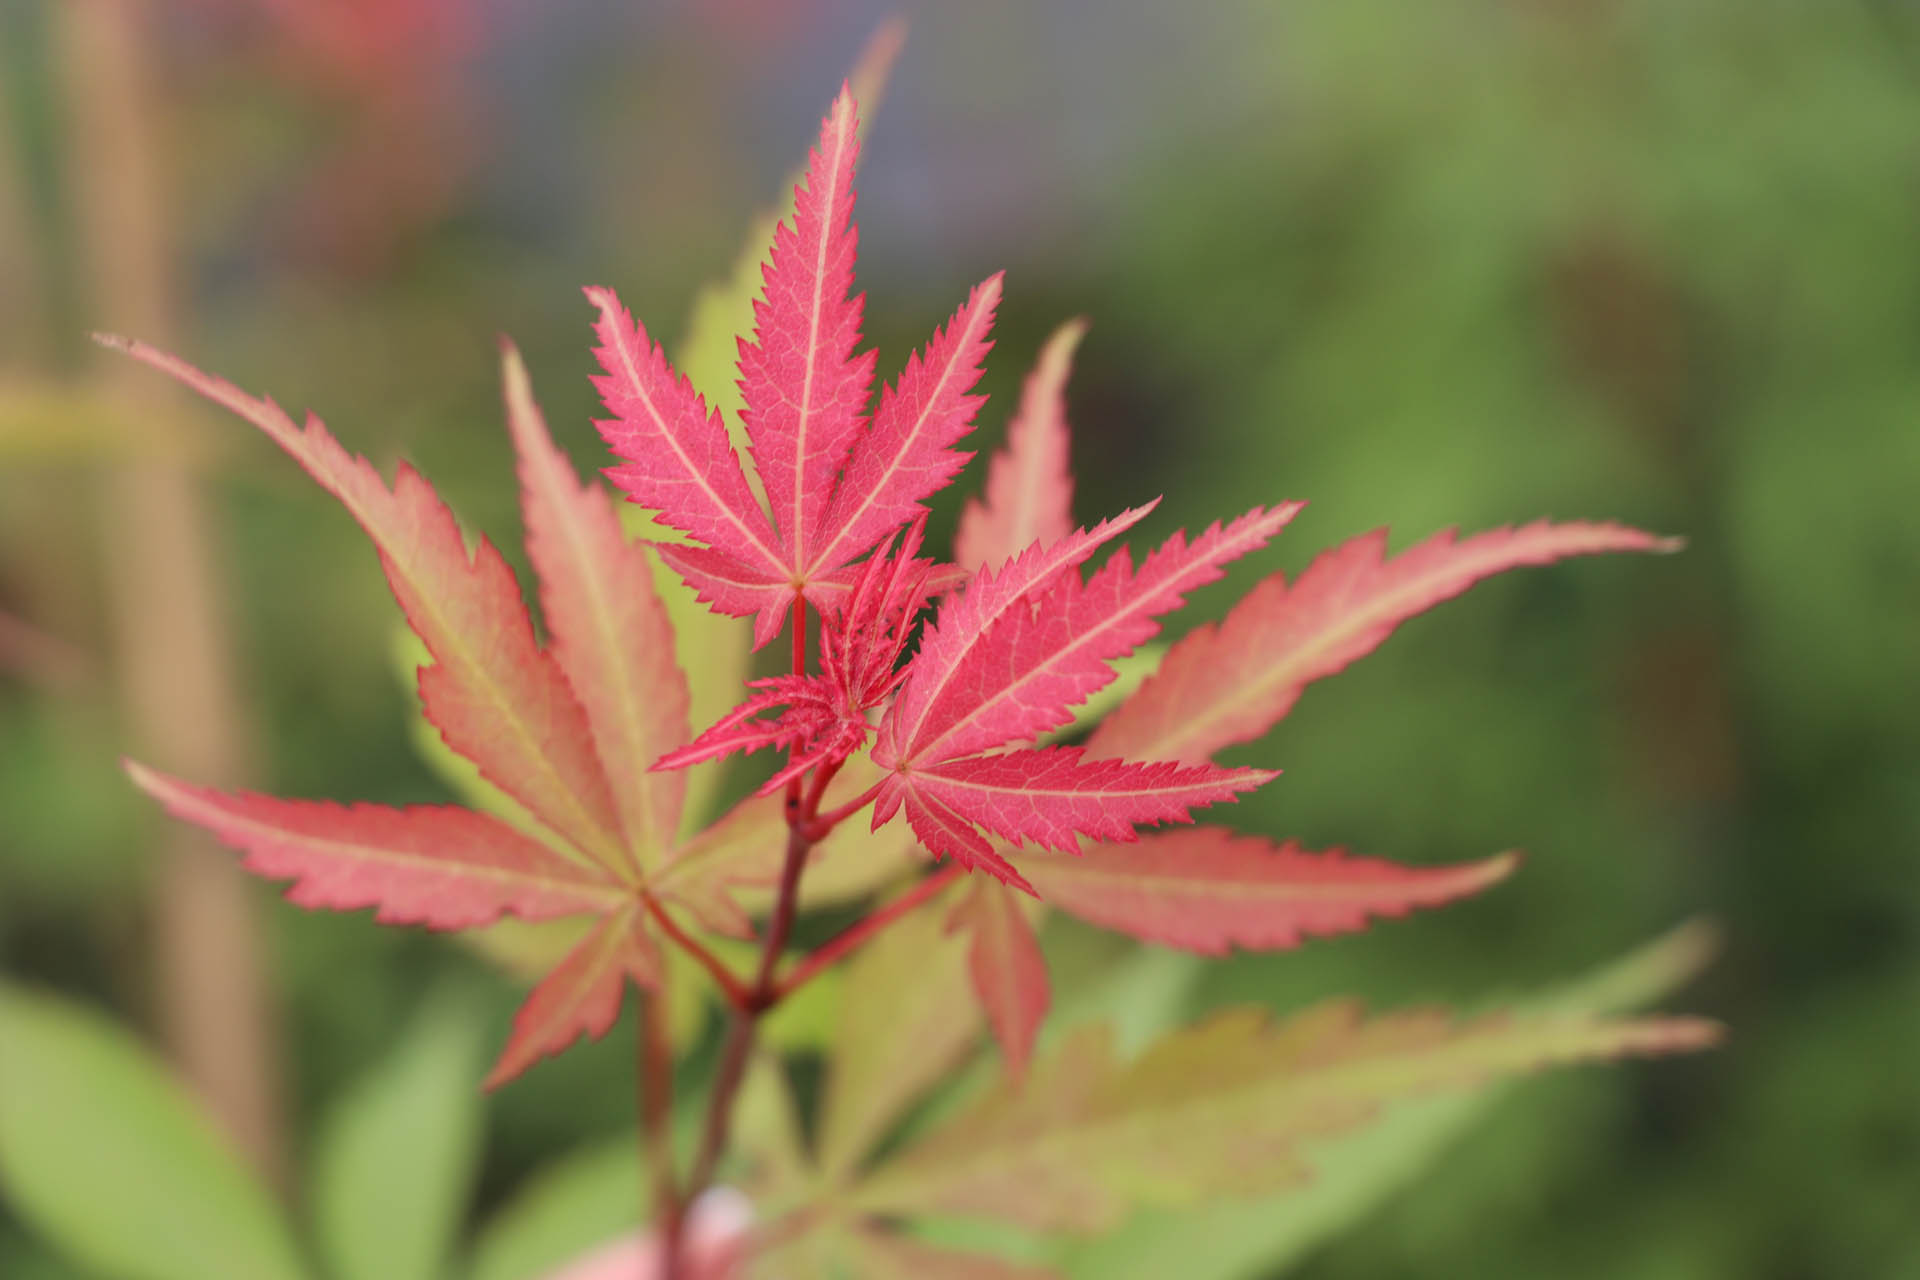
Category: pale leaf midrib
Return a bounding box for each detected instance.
[216,810,630,908]
[787,103,855,566]
[850,1021,1627,1214]
[531,448,664,874]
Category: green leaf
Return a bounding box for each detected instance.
[731,1056,814,1210]
[850,998,1718,1232]
[465,1141,641,1280]
[0,982,310,1280]
[815,880,982,1180]
[1053,921,1721,1280]
[310,994,487,1280]
[759,964,842,1054]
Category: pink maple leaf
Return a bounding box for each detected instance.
[862,501,1299,889]
[105,339,702,1087]
[588,87,1001,648]
[920,327,1679,1065]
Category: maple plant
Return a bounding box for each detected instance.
[108,82,1715,1277]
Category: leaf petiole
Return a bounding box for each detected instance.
[773,862,964,1001]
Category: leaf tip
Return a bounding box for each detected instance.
[1650,1015,1725,1053]
[1478,848,1524,887]
[121,757,172,802]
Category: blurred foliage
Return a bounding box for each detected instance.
[2,0,1915,1277]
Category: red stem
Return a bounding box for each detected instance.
[773,862,963,1000]
[804,779,885,838]
[800,754,843,818]
[641,894,751,1011]
[783,601,808,814]
[680,823,810,1203]
[669,596,819,1273]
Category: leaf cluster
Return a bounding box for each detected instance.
[78,64,1714,1277]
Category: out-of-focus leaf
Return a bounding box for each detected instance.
[1052,922,1720,1279]
[851,999,1717,1232]
[732,1055,813,1210]
[390,629,564,840]
[0,379,210,464]
[465,1141,641,1280]
[951,876,1049,1076]
[815,878,981,1180]
[457,916,596,983]
[650,532,750,836]
[505,345,690,866]
[0,983,310,1280]
[759,964,842,1054]
[1090,522,1679,766]
[311,995,487,1280]
[1022,835,1517,955]
[845,1228,1061,1278]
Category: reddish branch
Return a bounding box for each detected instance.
[774,863,963,1001]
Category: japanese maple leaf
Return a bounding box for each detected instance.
[588,85,1001,648]
[862,499,1301,889]
[915,320,1681,1071]
[106,337,719,1087]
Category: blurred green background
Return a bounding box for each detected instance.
[2,0,1915,1276]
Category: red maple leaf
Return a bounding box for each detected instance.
[919,321,1679,1070]
[105,340,711,1086]
[588,87,1001,648]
